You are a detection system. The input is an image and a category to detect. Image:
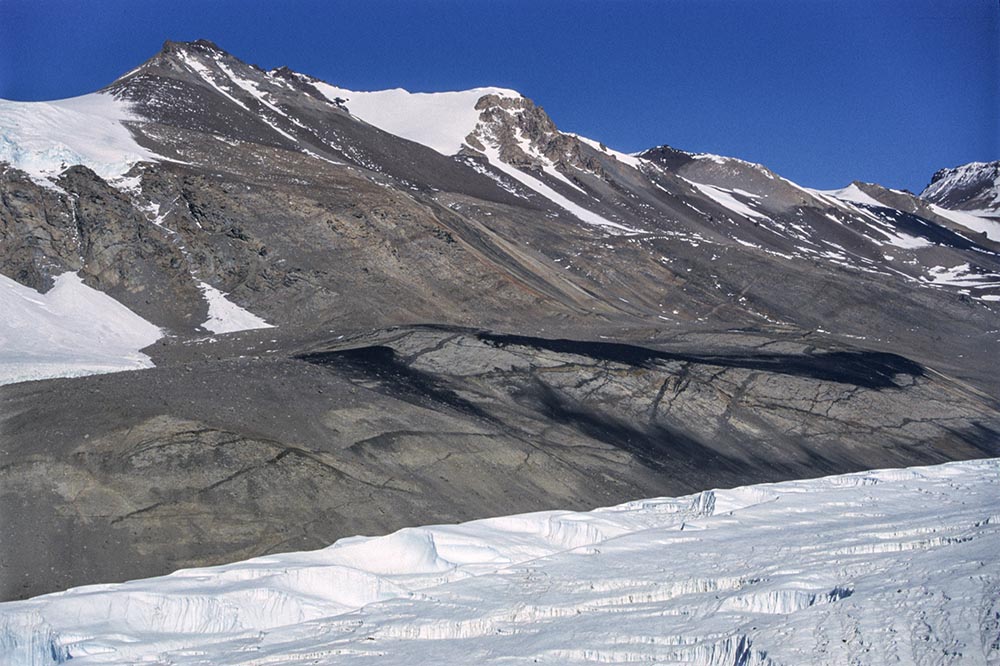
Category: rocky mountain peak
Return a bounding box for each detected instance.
[928,161,1000,186]
[466,93,604,175]
[100,39,358,159]
[108,38,271,97]
[638,144,697,170]
[160,38,223,55]
[269,65,298,80]
[921,160,1000,213]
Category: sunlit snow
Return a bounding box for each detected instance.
[921,161,1000,209]
[813,185,934,249]
[819,183,887,208]
[481,145,639,232]
[570,133,644,169]
[311,82,519,156]
[198,281,273,334]
[928,203,1000,242]
[0,272,162,386]
[0,93,156,186]
[312,82,638,232]
[2,458,997,665]
[688,180,769,221]
[922,263,1000,288]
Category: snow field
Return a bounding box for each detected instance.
[929,203,1000,242]
[0,260,269,390]
[1,458,998,665]
[0,272,162,386]
[0,93,156,186]
[311,82,519,157]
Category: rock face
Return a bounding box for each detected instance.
[468,94,599,173]
[921,161,1000,213]
[1,40,1000,599]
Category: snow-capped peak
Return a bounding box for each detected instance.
[307,80,638,231]
[920,160,1000,213]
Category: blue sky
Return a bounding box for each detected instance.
[0,0,996,192]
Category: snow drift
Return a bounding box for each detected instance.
[0,272,162,386]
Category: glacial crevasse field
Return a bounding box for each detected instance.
[2,458,998,665]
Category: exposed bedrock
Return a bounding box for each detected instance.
[1,326,996,600]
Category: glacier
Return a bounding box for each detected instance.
[0,93,157,187]
[1,458,997,665]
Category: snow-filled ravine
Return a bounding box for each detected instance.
[2,458,998,665]
[0,272,162,386]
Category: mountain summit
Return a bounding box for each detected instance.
[921,160,1000,214]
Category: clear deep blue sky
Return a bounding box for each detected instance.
[1,0,996,192]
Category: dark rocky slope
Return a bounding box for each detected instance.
[2,326,998,599]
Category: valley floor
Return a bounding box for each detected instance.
[1,458,998,665]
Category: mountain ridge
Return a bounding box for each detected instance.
[921,160,1000,215]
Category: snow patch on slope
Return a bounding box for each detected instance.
[810,186,934,249]
[571,133,644,169]
[929,203,1000,242]
[311,82,638,232]
[0,93,156,186]
[481,145,639,232]
[198,281,273,334]
[819,183,887,208]
[0,272,162,386]
[922,263,1000,288]
[2,459,998,665]
[312,82,519,156]
[688,180,769,221]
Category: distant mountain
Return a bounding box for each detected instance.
[0,40,998,600]
[922,160,1000,214]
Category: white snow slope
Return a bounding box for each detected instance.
[819,183,888,209]
[311,83,519,156]
[2,458,998,665]
[198,281,273,334]
[929,203,1000,242]
[0,93,156,186]
[0,272,162,386]
[820,184,1000,243]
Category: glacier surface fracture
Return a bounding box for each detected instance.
[1,458,998,665]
